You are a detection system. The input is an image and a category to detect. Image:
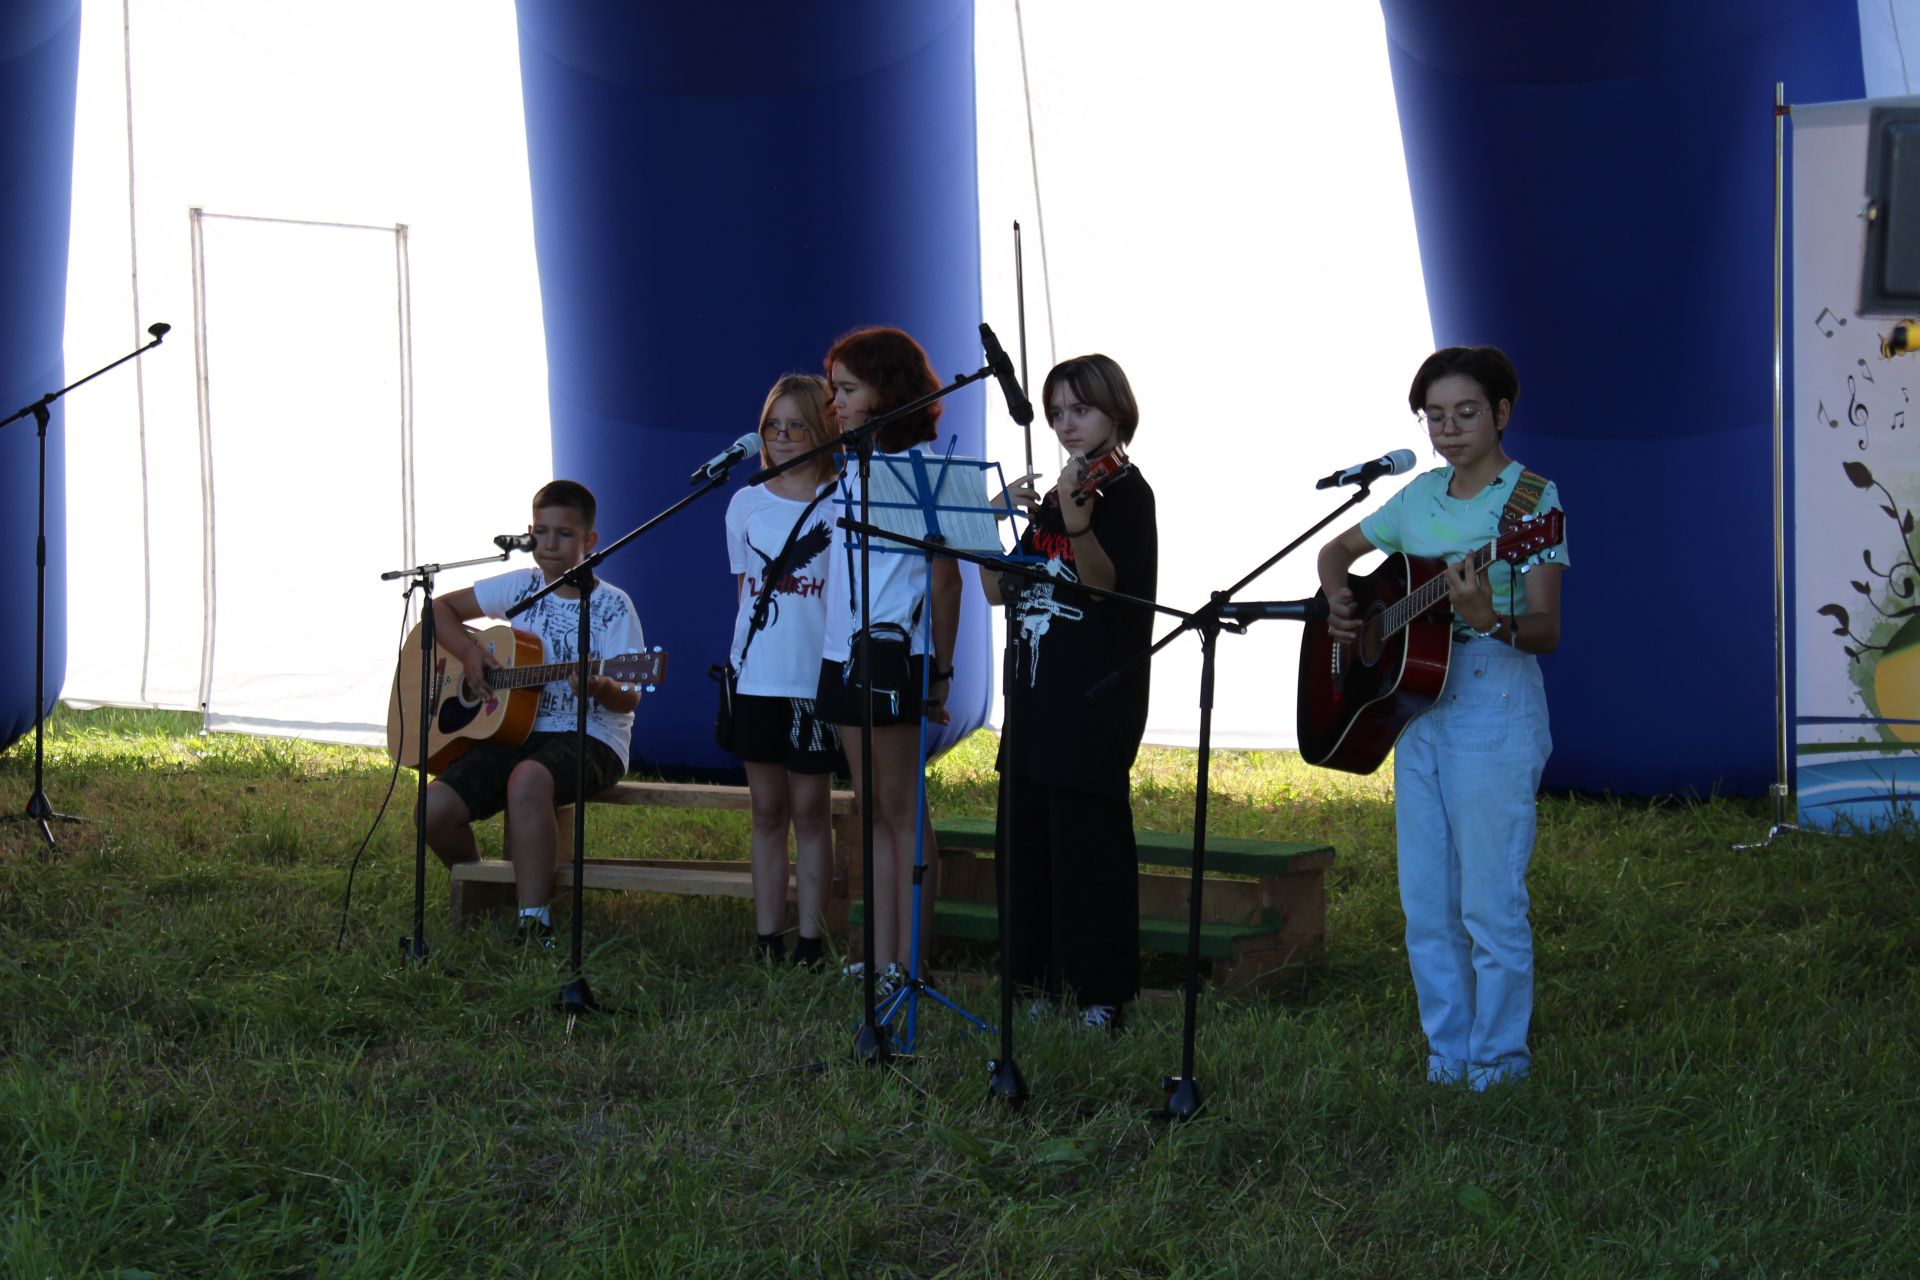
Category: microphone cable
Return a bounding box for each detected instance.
[332,590,416,952]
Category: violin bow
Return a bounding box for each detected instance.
[1014,219,1034,478]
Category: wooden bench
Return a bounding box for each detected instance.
[447,780,861,929]
[854,816,1335,993]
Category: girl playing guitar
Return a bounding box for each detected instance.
[986,354,1157,1032]
[1315,346,1568,1090]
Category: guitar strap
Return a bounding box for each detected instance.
[1500,469,1549,531]
[740,484,835,673]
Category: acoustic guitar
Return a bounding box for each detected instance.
[1296,511,1564,775]
[387,621,667,773]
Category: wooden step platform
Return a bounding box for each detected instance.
[847,817,1336,993]
[448,779,860,927]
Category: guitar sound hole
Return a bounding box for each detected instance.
[1358,606,1387,667]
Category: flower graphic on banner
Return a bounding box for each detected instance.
[1818,460,1920,743]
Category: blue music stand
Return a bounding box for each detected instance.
[844,443,1016,1052]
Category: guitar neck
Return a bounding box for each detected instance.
[488,657,607,690]
[1382,540,1498,639]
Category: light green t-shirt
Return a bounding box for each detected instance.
[1358,460,1569,618]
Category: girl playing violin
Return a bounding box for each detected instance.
[984,353,1157,1031]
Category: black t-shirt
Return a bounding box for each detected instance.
[998,466,1157,797]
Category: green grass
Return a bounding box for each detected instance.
[2,706,1916,1277]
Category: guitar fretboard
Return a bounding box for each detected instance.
[1368,540,1499,646]
[486,658,616,691]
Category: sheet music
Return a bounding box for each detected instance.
[851,449,1008,554]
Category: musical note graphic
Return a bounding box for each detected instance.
[1849,376,1870,448]
[1815,307,1848,338]
[1857,358,1876,384]
[1818,399,1841,429]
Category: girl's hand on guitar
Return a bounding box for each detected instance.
[1444,557,1497,632]
[1324,586,1362,644]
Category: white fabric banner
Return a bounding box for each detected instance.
[1790,97,1920,828]
[62,0,552,747]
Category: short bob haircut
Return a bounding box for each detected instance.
[755,373,836,476]
[1407,346,1520,435]
[823,326,941,454]
[532,478,597,531]
[1042,353,1140,445]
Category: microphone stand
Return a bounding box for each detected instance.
[2,323,170,851]
[507,466,733,1018]
[752,361,999,1065]
[837,517,1194,1105]
[378,547,513,967]
[1086,483,1377,1122]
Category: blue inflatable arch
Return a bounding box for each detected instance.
[1,1,1879,796]
[1378,0,1864,794]
[0,0,80,754]
[514,0,990,776]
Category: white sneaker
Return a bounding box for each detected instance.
[843,961,905,999]
[1025,998,1056,1022]
[1078,1003,1124,1033]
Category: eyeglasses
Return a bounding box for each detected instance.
[759,421,811,442]
[1419,402,1490,434]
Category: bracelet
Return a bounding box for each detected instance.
[1469,619,1501,640]
[1065,526,1093,537]
[930,667,954,683]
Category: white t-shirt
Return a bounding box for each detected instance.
[725,481,836,697]
[470,567,647,769]
[819,453,934,662]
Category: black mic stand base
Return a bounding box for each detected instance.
[398,934,430,967]
[558,975,601,1018]
[1156,1074,1204,1122]
[986,1055,1030,1108]
[852,1019,894,1064]
[6,791,83,851]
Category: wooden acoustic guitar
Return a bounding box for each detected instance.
[386,621,668,773]
[1296,510,1564,775]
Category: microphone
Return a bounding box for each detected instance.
[1314,448,1417,490]
[689,431,763,485]
[494,533,536,552]
[147,322,170,340]
[979,322,1034,426]
[1218,596,1328,623]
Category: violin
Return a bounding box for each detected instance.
[1069,443,1132,507]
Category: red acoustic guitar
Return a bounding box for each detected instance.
[386,622,667,773]
[1296,511,1565,774]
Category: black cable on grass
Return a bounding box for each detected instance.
[334,592,415,951]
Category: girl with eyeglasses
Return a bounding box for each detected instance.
[1315,345,1569,1090]
[723,373,844,968]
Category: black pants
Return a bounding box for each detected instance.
[997,776,1140,1007]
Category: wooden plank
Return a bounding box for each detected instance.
[932,815,1335,877]
[851,898,1271,961]
[580,780,856,815]
[450,857,755,898]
